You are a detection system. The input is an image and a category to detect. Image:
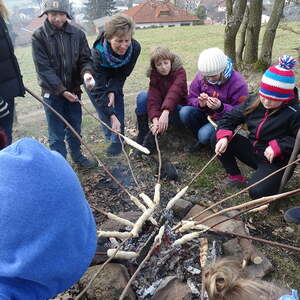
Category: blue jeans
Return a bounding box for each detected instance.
[43,94,82,160]
[179,106,214,144]
[87,89,124,144]
[136,91,182,126]
[0,97,14,144]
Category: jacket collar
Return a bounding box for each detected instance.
[43,19,74,36]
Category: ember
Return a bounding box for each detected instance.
[101,209,224,299]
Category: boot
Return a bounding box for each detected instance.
[136,113,149,145]
[161,161,179,181]
[143,132,156,154]
[71,151,98,168]
[106,142,122,156]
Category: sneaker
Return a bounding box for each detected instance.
[106,142,122,156]
[183,142,202,153]
[74,155,98,168]
[284,206,300,224]
[223,175,247,188]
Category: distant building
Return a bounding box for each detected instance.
[122,0,200,28]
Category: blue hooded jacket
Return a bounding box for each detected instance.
[0,138,97,300]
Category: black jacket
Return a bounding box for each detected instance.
[91,32,141,117]
[32,19,93,96]
[0,16,25,99]
[217,89,300,160]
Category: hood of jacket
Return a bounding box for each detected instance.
[0,138,96,300]
[146,53,183,78]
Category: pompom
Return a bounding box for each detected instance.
[278,55,297,70]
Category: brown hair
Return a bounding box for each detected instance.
[0,0,9,19]
[150,47,175,70]
[244,96,283,116]
[104,14,135,40]
[204,257,288,300]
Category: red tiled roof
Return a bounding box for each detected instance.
[122,1,200,23]
[26,15,46,32]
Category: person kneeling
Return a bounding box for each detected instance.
[135,47,187,152]
[214,56,300,198]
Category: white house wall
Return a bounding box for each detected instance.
[136,22,193,28]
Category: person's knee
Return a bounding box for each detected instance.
[136,91,148,115]
[198,126,214,145]
[179,106,195,123]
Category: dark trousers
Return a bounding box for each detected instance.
[212,134,288,199]
[87,89,124,144]
[43,94,82,160]
[0,97,14,144]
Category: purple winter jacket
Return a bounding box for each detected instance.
[187,70,249,120]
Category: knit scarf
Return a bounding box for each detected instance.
[223,57,233,80]
[95,39,133,68]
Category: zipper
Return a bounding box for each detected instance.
[60,32,67,87]
[253,110,269,147]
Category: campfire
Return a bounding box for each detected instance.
[95,198,223,299]
[25,90,300,300]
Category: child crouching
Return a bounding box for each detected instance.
[135,47,187,151]
[214,55,300,198]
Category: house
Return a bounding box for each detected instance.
[122,0,201,28]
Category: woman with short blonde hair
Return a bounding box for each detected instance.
[90,13,141,155]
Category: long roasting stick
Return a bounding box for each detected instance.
[188,157,300,222]
[195,188,300,225]
[25,87,131,196]
[75,237,130,300]
[80,101,150,154]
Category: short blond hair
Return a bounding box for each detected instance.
[204,257,288,300]
[104,14,135,40]
[150,47,175,69]
[0,0,9,19]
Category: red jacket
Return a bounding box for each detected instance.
[147,55,187,121]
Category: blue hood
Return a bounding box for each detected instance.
[0,138,97,300]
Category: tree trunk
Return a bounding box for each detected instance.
[257,0,285,71]
[243,0,262,64]
[224,0,247,63]
[236,5,249,65]
[127,0,133,9]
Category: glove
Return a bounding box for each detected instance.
[0,130,8,150]
[83,72,95,90]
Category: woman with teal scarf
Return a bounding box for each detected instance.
[90,14,141,155]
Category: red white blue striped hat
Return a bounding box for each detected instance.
[259,55,297,102]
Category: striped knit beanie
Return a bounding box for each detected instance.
[198,48,227,76]
[259,55,297,102]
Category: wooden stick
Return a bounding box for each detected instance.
[25,87,131,196]
[202,200,300,252]
[199,238,208,300]
[75,238,130,300]
[188,126,242,186]
[155,134,162,184]
[212,228,300,252]
[195,188,300,225]
[80,101,150,154]
[188,157,300,222]
[91,205,134,228]
[119,227,165,300]
[119,135,140,189]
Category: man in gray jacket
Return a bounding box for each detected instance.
[32,0,97,168]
